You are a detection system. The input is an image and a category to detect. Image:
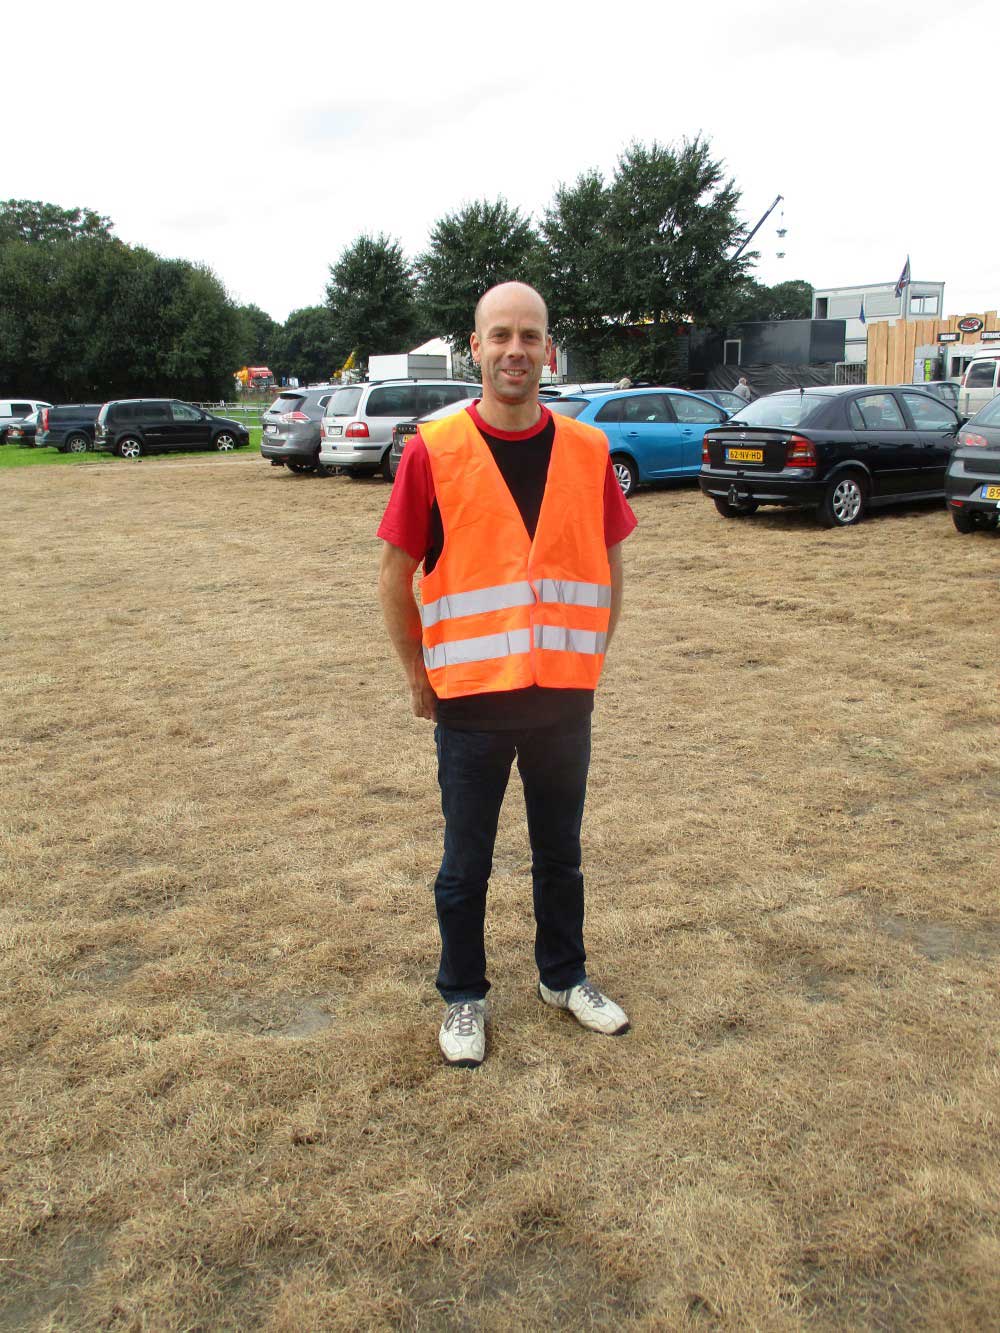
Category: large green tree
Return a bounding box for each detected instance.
[417,200,540,348]
[235,303,278,366]
[325,234,417,368]
[270,306,346,384]
[0,199,243,400]
[0,199,113,245]
[720,277,814,325]
[536,171,615,371]
[534,138,751,381]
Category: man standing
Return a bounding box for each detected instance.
[733,376,753,403]
[377,282,636,1069]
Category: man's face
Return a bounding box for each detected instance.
[471,291,552,406]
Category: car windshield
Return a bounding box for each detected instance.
[729,394,826,428]
[327,388,363,416]
[547,398,588,419]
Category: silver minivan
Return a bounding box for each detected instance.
[319,379,478,479]
[958,353,1000,418]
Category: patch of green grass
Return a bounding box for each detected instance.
[0,428,263,469]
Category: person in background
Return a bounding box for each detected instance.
[733,376,753,403]
[378,282,637,1069]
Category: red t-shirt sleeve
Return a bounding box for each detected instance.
[376,431,435,563]
[603,457,638,547]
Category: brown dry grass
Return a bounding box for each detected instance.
[1,457,999,1331]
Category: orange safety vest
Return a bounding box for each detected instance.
[419,409,612,699]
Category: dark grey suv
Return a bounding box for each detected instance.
[260,386,335,474]
[94,400,250,458]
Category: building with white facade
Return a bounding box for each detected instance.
[812,278,946,365]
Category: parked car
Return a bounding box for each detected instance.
[35,404,102,452]
[958,353,1000,418]
[913,380,960,410]
[699,385,961,528]
[6,409,41,446]
[540,382,619,398]
[547,388,729,497]
[93,400,251,458]
[0,397,51,444]
[260,385,336,474]
[696,388,749,417]
[945,393,1000,533]
[319,380,479,479]
[389,397,483,479]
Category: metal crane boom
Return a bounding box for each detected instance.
[731,194,784,262]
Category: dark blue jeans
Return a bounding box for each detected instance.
[433,716,591,1003]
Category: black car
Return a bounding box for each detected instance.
[699,385,961,528]
[388,396,481,479]
[6,409,41,446]
[94,399,250,458]
[35,404,102,452]
[945,393,1000,534]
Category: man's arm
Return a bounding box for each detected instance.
[378,540,437,721]
[606,540,624,650]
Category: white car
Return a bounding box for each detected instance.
[1,397,52,443]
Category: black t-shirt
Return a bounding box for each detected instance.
[432,413,594,733]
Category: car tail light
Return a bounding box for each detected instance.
[280,410,309,423]
[41,408,49,430]
[702,437,713,464]
[345,421,369,439]
[962,432,988,447]
[785,434,817,467]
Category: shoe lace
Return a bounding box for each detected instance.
[446,1003,480,1035]
[578,981,606,1008]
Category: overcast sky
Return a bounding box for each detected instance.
[13,0,998,326]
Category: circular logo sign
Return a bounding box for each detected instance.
[957,316,984,333]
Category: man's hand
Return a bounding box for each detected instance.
[379,541,438,723]
[409,661,438,721]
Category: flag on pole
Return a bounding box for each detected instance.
[859,298,866,325]
[893,256,911,300]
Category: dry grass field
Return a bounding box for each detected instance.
[2,456,999,1331]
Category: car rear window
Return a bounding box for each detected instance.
[268,394,304,414]
[731,395,826,428]
[365,386,422,417]
[547,398,588,419]
[327,388,363,416]
[965,361,999,388]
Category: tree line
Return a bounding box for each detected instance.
[0,138,812,399]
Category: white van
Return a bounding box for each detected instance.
[958,353,1000,418]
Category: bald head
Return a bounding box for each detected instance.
[474,282,548,337]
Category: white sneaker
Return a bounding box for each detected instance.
[538,979,630,1036]
[438,1000,487,1067]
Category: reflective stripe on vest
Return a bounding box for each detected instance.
[424,624,607,672]
[420,577,611,630]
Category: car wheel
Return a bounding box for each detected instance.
[610,454,637,498]
[712,496,759,519]
[117,437,143,460]
[286,461,314,474]
[380,451,394,482]
[315,462,336,477]
[65,433,90,454]
[817,472,866,527]
[950,507,976,534]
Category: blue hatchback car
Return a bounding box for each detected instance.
[548,388,729,497]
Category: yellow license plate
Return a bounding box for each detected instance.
[982,484,1000,500]
[726,447,764,463]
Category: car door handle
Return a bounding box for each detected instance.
[626,430,639,437]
